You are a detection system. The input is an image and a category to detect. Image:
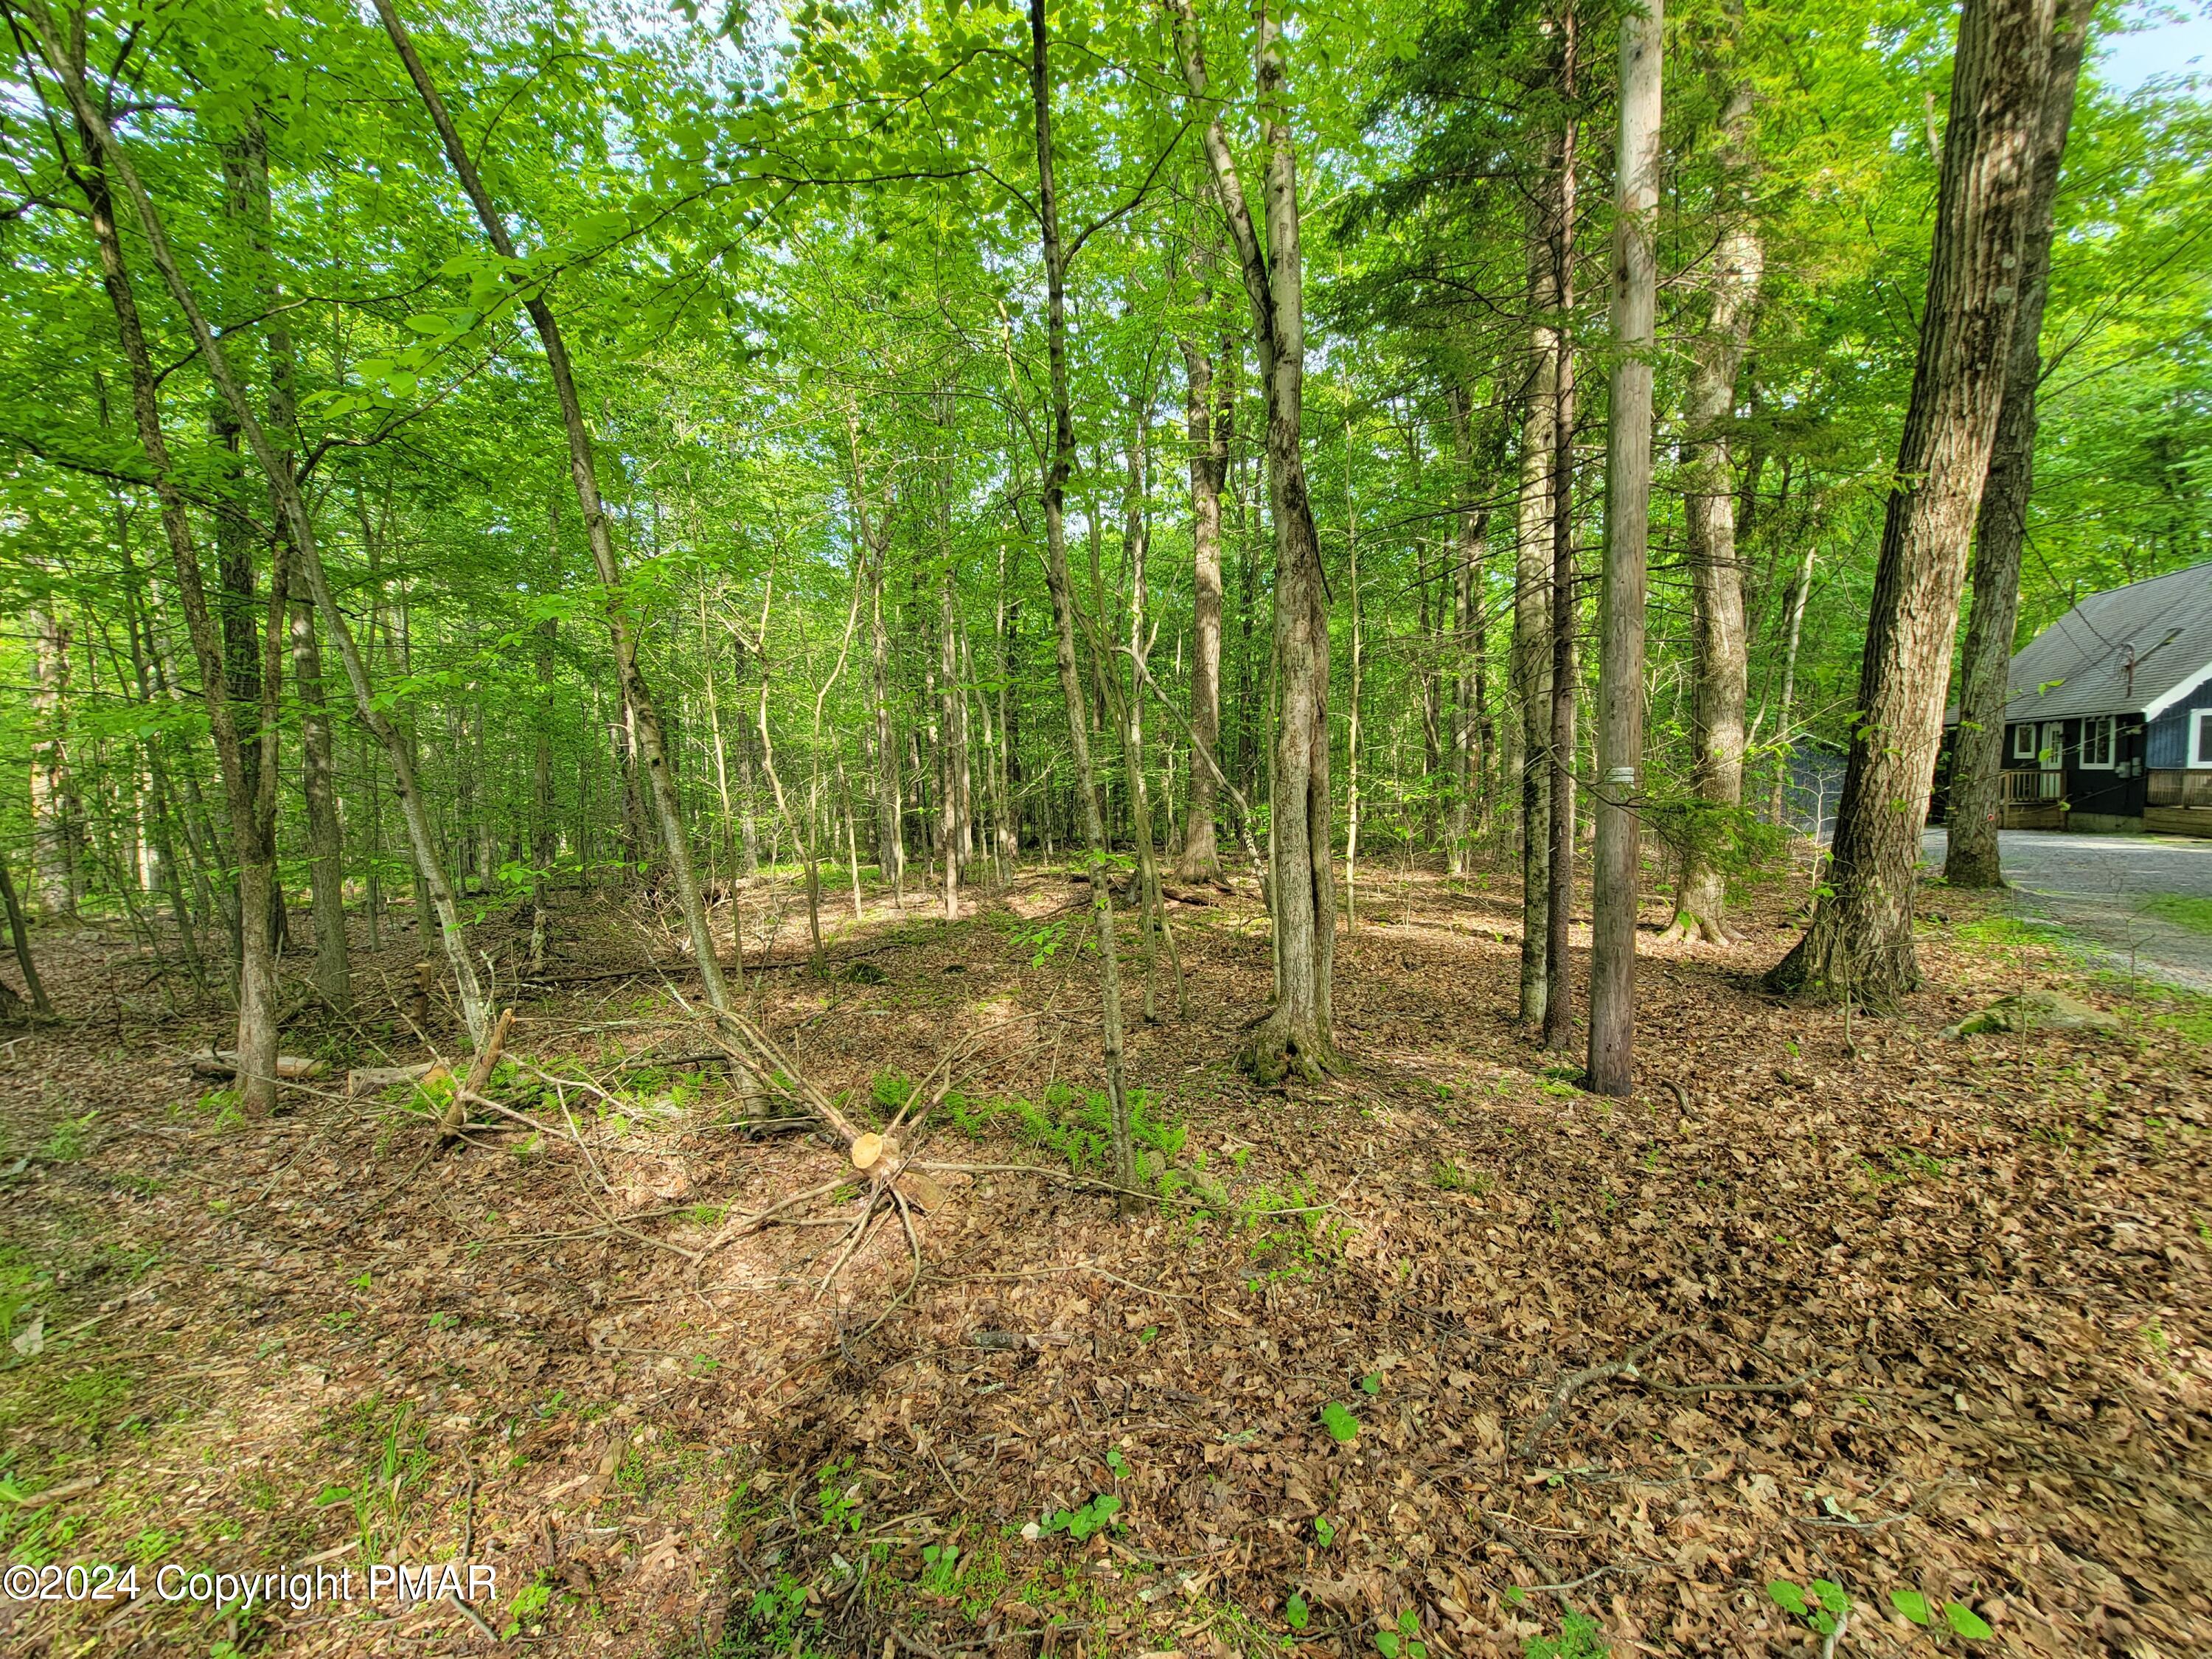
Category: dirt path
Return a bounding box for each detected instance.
[1,860,2207,1658]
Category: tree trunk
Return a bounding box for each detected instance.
[1170,0,1335,1083]
[849,425,905,905]
[1768,541,1815,825]
[1587,0,1663,1097]
[1944,0,2088,888]
[1029,0,1137,1194]
[1769,0,2058,1001]
[1514,206,1559,1027]
[1543,20,1582,1055]
[38,31,490,1049]
[375,0,733,1013]
[44,75,286,1105]
[532,546,559,973]
[27,606,78,916]
[0,859,53,1017]
[1178,251,1229,881]
[1446,387,1490,872]
[291,597,351,1012]
[1669,72,1764,945]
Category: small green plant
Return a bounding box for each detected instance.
[1104,1447,1130,1479]
[1313,1515,1336,1548]
[1890,1588,1993,1639]
[1767,1577,1849,1638]
[919,1542,961,1594]
[816,1457,863,1533]
[1375,1609,1429,1658]
[1523,1609,1609,1659]
[1285,1590,1310,1630]
[1010,917,1071,965]
[503,1568,554,1638]
[1358,1371,1382,1396]
[1040,1492,1121,1541]
[1321,1402,1360,1443]
[41,1113,96,1162]
[1430,1157,1492,1194]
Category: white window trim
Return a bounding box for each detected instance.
[2079,714,2117,771]
[2040,721,2065,771]
[2193,709,2212,770]
[2009,724,2037,762]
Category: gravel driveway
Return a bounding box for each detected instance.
[1923,827,2212,992]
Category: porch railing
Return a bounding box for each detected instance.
[2000,770,2063,804]
[2148,770,2212,809]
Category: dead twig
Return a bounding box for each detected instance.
[1514,1330,1680,1458]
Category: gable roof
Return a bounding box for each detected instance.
[1996,560,2212,724]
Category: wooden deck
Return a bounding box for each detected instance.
[2146,805,2212,839]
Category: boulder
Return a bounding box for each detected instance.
[1944,990,2121,1037]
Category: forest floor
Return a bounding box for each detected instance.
[1,846,2208,1659]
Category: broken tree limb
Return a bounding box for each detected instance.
[441,1007,514,1140]
[1514,1329,1680,1458]
[1512,1331,1820,1458]
[186,1051,327,1082]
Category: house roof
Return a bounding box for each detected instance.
[1994,560,2212,724]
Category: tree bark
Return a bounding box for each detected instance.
[1514,204,1559,1027]
[1177,226,1229,881]
[374,0,733,1012]
[1169,0,1336,1083]
[27,605,78,915]
[1944,0,2088,888]
[291,597,350,1012]
[1769,0,2058,1001]
[1587,0,1663,1096]
[0,858,53,1016]
[1029,0,1136,1194]
[1446,386,1490,872]
[1669,72,1764,945]
[1542,13,1582,1055]
[849,420,905,904]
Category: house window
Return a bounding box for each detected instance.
[2079,715,2116,770]
[2194,709,2212,769]
[2009,725,2037,762]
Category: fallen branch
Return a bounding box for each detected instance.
[184,1051,327,1082]
[1514,1332,1822,1458]
[441,1008,513,1141]
[1514,1331,1679,1458]
[698,1179,852,1257]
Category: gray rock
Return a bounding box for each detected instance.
[1944,989,2121,1037]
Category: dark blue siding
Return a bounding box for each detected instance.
[2149,677,2212,768]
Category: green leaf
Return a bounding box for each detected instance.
[1360,1371,1382,1394]
[1374,1634,1401,1658]
[1944,1602,1994,1640]
[1767,1579,1809,1618]
[314,1485,352,1506]
[1285,1592,1309,1631]
[1889,1587,1932,1626]
[1811,1579,1849,1617]
[1321,1401,1360,1442]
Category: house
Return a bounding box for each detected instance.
[1952,560,2212,835]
